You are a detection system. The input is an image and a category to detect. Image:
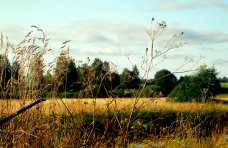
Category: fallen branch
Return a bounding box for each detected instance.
[0,98,46,126]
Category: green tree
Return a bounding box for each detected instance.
[54,50,70,93]
[154,69,177,96]
[54,50,79,94]
[194,65,221,101]
[120,67,140,90]
[91,58,119,97]
[92,58,105,76]
[66,59,79,91]
[120,68,132,84]
[78,63,96,97]
[132,65,139,78]
[0,55,11,98]
[169,66,221,102]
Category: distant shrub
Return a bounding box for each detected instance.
[113,88,139,97]
[123,89,137,97]
[141,85,164,97]
[169,66,221,102]
[140,86,153,97]
[169,76,195,102]
[112,88,124,97]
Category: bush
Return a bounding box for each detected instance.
[140,86,153,97]
[123,89,137,97]
[113,88,124,97]
[141,85,164,97]
[169,76,195,102]
[169,66,221,102]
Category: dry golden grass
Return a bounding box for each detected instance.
[1,98,228,115]
[216,94,228,101]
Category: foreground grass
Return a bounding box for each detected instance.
[0,98,227,147]
[0,107,227,147]
[130,134,228,148]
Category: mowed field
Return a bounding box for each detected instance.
[1,97,228,115]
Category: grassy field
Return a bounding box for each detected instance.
[1,98,228,114]
[216,94,228,101]
[0,98,228,147]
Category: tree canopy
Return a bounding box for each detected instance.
[154,69,177,95]
[169,66,221,102]
[0,51,224,101]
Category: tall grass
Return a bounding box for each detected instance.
[0,101,227,147]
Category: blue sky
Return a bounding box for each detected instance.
[0,0,228,77]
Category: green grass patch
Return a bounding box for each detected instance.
[221,82,228,88]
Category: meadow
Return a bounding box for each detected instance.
[1,98,228,114]
[0,97,228,147]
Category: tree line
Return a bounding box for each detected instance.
[0,49,222,102]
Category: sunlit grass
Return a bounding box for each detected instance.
[216,94,228,101]
[1,98,228,115]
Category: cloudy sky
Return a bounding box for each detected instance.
[0,0,228,77]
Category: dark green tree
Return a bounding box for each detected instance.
[154,69,177,96]
[66,59,79,91]
[120,68,132,84]
[54,50,80,97]
[54,50,70,93]
[78,63,96,97]
[169,65,221,102]
[120,67,140,89]
[132,65,139,78]
[91,58,119,97]
[0,55,11,98]
[92,58,104,76]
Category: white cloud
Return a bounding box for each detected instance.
[1,20,228,77]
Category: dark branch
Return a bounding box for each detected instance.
[0,98,46,127]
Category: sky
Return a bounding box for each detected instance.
[0,0,228,78]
